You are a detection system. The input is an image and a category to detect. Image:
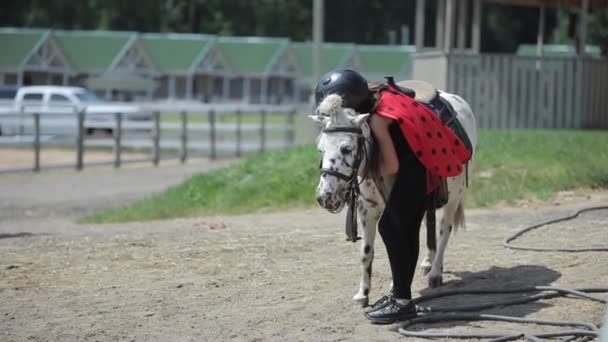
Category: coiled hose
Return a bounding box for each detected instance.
[399,206,608,341]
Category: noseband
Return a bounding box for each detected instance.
[319,126,368,242]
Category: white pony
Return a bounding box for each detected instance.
[310,83,477,308]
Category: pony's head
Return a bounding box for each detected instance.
[310,94,369,212]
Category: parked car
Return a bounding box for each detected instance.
[0,85,151,136]
[0,85,18,101]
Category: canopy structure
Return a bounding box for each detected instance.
[414,0,608,57]
[489,0,608,8]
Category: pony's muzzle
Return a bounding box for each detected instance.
[316,187,345,213]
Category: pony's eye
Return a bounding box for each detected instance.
[340,146,353,155]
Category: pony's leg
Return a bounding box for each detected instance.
[420,213,436,276]
[428,175,466,288]
[352,203,382,308]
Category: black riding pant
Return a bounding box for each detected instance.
[378,123,428,299]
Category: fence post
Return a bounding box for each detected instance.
[286,109,295,145]
[235,110,242,157]
[20,105,25,137]
[113,112,122,168]
[209,110,216,159]
[179,110,187,163]
[76,110,85,170]
[260,110,266,153]
[153,111,160,166]
[33,113,40,172]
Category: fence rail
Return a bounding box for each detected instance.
[0,104,297,173]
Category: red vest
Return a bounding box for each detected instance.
[374,85,471,192]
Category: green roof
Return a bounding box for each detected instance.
[54,31,133,71]
[516,44,602,58]
[0,30,45,68]
[291,43,355,77]
[217,37,285,74]
[142,34,213,74]
[357,45,415,79]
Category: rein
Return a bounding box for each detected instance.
[319,126,368,242]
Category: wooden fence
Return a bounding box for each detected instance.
[0,103,297,173]
[446,54,608,129]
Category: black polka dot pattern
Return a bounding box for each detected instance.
[373,86,472,179]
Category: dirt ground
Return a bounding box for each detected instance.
[0,164,607,341]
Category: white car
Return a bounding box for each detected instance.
[0,85,151,136]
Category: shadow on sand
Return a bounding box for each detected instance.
[410,265,563,331]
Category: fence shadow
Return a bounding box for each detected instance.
[0,232,36,240]
[411,265,562,331]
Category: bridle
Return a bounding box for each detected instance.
[319,127,367,183]
[319,126,369,242]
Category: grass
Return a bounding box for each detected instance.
[83,130,608,223]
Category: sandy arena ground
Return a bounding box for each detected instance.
[0,163,607,341]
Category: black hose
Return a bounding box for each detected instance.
[503,206,608,252]
[399,287,607,340]
[397,206,608,340]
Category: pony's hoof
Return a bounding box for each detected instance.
[420,264,432,276]
[429,275,443,288]
[352,295,369,309]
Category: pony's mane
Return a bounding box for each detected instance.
[318,94,343,116]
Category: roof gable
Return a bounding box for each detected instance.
[54,31,133,72]
[0,30,46,69]
[142,34,214,74]
[291,43,356,77]
[218,37,285,75]
[357,45,415,80]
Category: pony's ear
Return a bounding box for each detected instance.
[308,114,328,126]
[351,113,370,127]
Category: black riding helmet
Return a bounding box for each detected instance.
[314,69,371,113]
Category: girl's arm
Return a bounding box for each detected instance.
[370,114,399,176]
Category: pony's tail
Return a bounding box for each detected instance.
[453,200,466,232]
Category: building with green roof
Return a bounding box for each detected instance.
[516,44,602,58]
[0,28,72,87]
[52,30,158,99]
[217,36,299,103]
[291,42,360,81]
[0,27,418,104]
[141,33,230,101]
[356,44,415,82]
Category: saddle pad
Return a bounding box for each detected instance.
[374,85,472,179]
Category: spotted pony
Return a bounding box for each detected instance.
[311,88,477,308]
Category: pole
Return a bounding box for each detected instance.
[180,110,187,163]
[236,110,242,157]
[76,110,84,170]
[286,109,295,145]
[435,0,445,49]
[313,0,324,88]
[33,113,40,172]
[415,0,426,52]
[457,0,468,50]
[445,0,455,52]
[209,110,216,159]
[537,6,546,58]
[153,111,160,166]
[113,113,122,168]
[579,0,589,58]
[260,110,266,153]
[472,0,482,54]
